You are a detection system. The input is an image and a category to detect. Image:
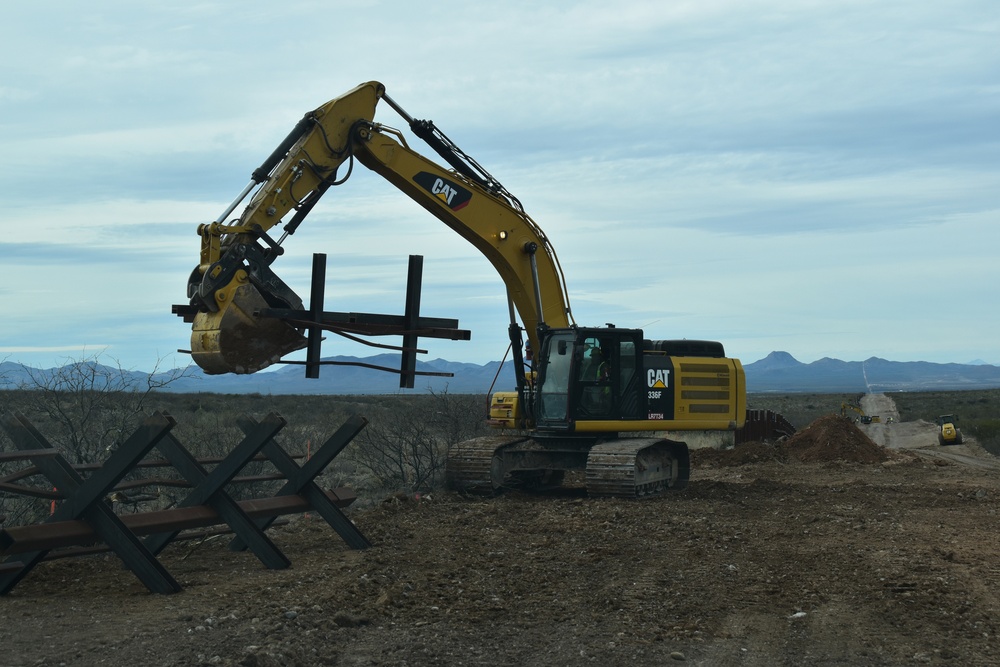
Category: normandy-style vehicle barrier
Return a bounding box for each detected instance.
[0,411,369,595]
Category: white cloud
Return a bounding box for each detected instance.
[0,0,997,371]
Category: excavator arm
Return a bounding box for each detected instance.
[185,81,573,374]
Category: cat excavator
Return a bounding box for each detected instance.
[179,81,746,497]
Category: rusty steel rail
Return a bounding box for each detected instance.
[0,488,355,554]
[735,409,797,444]
[0,449,60,463]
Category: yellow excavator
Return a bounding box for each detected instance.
[840,402,880,424]
[178,81,745,497]
[841,402,865,421]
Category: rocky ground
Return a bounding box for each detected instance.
[2,402,999,666]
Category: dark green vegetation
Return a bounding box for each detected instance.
[891,388,1000,456]
[746,392,863,429]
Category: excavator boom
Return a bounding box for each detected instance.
[186,81,573,374]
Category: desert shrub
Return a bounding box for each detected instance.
[7,354,190,464]
[0,428,54,526]
[892,389,1000,424]
[969,418,1000,456]
[346,389,487,495]
[0,356,194,523]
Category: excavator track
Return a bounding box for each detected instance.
[585,439,690,497]
[445,436,528,494]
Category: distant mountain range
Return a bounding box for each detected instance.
[743,351,1000,393]
[2,352,999,395]
[0,356,518,396]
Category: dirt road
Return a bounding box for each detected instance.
[861,393,1000,470]
[1,398,999,666]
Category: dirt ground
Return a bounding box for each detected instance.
[2,397,1000,667]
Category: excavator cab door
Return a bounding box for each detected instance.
[535,331,575,424]
[534,328,644,431]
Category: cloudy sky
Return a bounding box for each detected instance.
[1,0,997,376]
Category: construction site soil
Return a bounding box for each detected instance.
[3,408,1000,666]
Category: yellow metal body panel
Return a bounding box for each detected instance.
[488,392,524,429]
[672,357,745,426]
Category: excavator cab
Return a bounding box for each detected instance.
[532,328,742,434]
[535,328,641,428]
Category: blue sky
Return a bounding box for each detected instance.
[1,0,998,374]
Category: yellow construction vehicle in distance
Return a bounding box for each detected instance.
[936,414,963,445]
[841,401,879,424]
[841,402,864,421]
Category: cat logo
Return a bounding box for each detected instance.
[647,369,670,388]
[413,172,473,211]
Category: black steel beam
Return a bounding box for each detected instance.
[305,253,327,379]
[145,413,290,570]
[142,413,287,556]
[229,414,371,551]
[258,308,466,336]
[399,255,423,388]
[0,412,181,596]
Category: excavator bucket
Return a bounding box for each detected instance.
[190,283,307,374]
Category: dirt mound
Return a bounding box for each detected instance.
[692,414,889,468]
[782,414,888,463]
